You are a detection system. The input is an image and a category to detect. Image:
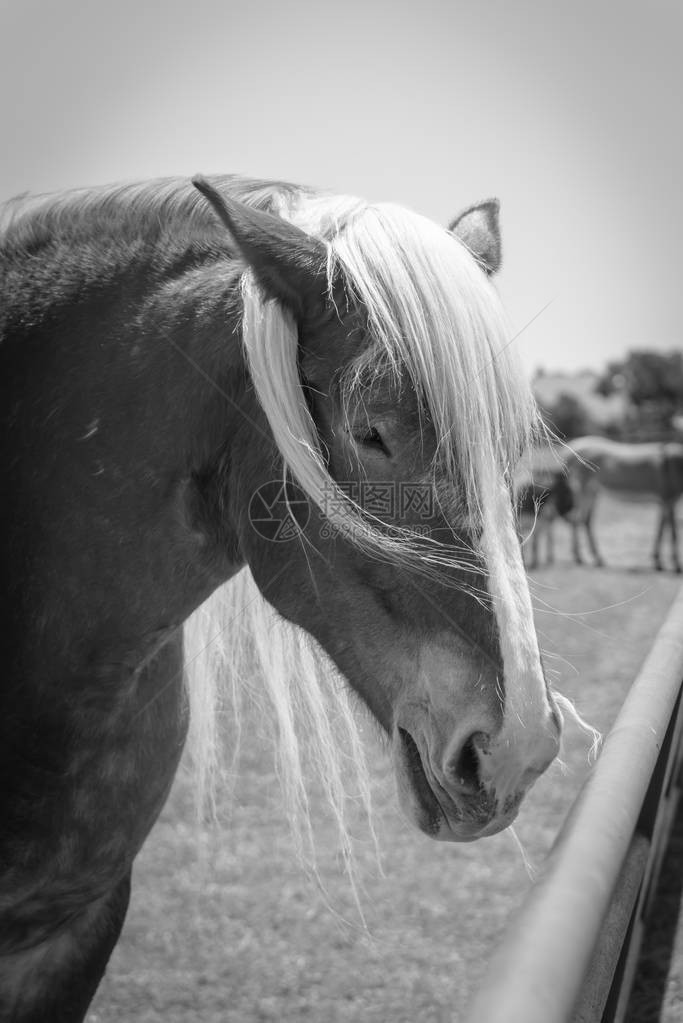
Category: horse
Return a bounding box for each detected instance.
[516,471,575,569]
[563,436,683,572]
[0,173,564,1021]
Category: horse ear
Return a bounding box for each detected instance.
[192,176,328,319]
[448,199,502,276]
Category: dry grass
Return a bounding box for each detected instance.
[88,495,682,1022]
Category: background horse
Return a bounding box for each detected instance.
[1,174,562,1021]
[516,471,575,569]
[564,436,683,572]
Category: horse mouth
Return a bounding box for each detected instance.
[395,727,520,842]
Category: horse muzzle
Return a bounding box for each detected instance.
[392,716,560,842]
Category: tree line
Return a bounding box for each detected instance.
[537,350,683,442]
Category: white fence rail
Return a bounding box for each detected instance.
[466,584,683,1023]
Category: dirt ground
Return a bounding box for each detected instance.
[88,494,683,1022]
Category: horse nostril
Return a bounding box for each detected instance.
[447,732,489,794]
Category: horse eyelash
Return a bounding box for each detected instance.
[359,426,391,457]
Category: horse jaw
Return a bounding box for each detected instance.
[389,487,561,842]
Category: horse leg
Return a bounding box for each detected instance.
[571,519,584,565]
[546,514,555,566]
[569,474,602,567]
[0,872,131,1023]
[584,509,605,567]
[667,503,681,573]
[652,505,667,571]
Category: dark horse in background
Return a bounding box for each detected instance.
[516,471,575,569]
[0,174,563,1020]
[564,436,683,572]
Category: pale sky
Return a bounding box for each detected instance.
[1,0,680,375]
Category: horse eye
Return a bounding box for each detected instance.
[360,427,390,456]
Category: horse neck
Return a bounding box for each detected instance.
[2,235,253,675]
[122,253,255,623]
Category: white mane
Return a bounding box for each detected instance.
[184,570,378,887]
[241,192,538,560]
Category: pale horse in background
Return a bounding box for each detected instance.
[563,435,683,572]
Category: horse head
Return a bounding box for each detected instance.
[193,178,561,841]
